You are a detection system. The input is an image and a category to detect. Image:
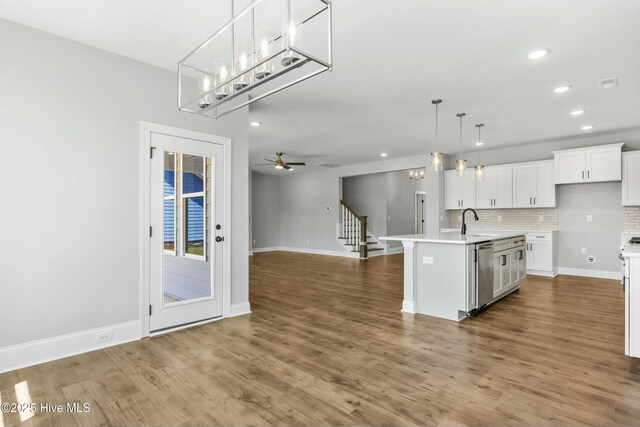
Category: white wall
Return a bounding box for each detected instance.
[0,19,249,353]
[342,173,388,239]
[251,171,281,249]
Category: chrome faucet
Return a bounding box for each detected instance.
[461,208,479,235]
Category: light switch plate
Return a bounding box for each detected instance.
[586,215,593,222]
[423,256,434,264]
[581,248,587,255]
[497,215,502,222]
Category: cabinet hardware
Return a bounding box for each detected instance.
[587,170,590,179]
[529,197,532,205]
[519,250,524,260]
[501,255,507,266]
[582,171,585,179]
[533,197,536,205]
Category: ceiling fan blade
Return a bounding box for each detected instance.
[264,159,276,163]
[283,164,292,170]
[285,162,306,165]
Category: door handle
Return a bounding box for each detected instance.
[215,236,224,242]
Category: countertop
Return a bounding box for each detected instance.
[622,244,640,258]
[440,228,558,234]
[380,231,526,245]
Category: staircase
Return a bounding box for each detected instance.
[337,200,386,259]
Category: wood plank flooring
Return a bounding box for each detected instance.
[2,251,640,426]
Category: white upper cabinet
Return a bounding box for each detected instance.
[444,170,476,210]
[622,151,640,206]
[553,143,623,184]
[512,160,556,208]
[476,166,513,209]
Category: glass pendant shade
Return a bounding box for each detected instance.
[476,164,485,181]
[431,152,443,171]
[456,159,467,176]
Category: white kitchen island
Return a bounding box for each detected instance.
[622,244,640,358]
[380,231,527,321]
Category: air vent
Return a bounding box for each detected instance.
[316,162,340,168]
[599,77,618,89]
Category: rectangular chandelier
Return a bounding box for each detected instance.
[178,0,332,119]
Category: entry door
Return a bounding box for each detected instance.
[415,192,426,234]
[149,132,224,332]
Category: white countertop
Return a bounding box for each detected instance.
[622,244,640,259]
[441,228,558,234]
[380,231,526,245]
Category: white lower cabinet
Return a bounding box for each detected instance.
[525,232,557,276]
[493,250,512,298]
[511,247,527,283]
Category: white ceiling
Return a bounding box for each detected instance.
[2,0,639,174]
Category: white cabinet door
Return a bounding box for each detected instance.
[461,172,476,209]
[494,166,513,208]
[494,251,511,298]
[534,161,555,207]
[623,152,640,206]
[445,170,462,210]
[476,168,496,209]
[512,165,536,208]
[528,241,553,271]
[554,150,586,184]
[587,145,622,182]
[511,247,526,283]
[493,253,504,297]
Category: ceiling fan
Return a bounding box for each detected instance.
[255,152,306,171]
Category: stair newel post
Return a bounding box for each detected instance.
[360,216,368,259]
[356,219,360,253]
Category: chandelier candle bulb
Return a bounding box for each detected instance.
[281,18,302,66]
[198,74,212,109]
[233,47,250,90]
[214,62,229,100]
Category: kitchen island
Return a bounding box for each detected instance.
[380,231,527,321]
[622,243,640,358]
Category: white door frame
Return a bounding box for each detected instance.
[139,121,232,337]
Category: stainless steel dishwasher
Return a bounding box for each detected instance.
[476,242,495,309]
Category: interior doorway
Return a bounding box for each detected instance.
[140,123,231,335]
[415,191,426,234]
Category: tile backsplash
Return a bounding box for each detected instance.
[448,208,558,231]
[624,207,640,232]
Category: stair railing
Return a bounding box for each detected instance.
[340,199,368,259]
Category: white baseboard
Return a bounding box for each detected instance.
[527,270,557,277]
[558,267,622,280]
[252,246,359,258]
[248,251,254,256]
[402,300,416,313]
[0,320,141,375]
[229,302,252,317]
[252,246,281,253]
[386,247,404,255]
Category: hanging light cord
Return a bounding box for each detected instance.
[478,125,482,164]
[435,102,439,153]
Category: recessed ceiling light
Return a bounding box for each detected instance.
[475,141,484,146]
[581,125,594,130]
[554,85,571,93]
[570,109,585,116]
[250,121,262,127]
[528,49,549,60]
[380,153,388,158]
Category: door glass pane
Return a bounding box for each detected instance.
[185,196,205,256]
[163,199,175,251]
[163,153,211,305]
[164,152,175,196]
[182,155,204,194]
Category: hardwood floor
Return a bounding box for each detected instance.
[1,251,640,426]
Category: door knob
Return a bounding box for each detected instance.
[215,236,224,242]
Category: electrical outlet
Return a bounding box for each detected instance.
[586,215,593,223]
[539,215,544,222]
[497,215,502,222]
[458,216,462,222]
[423,256,434,264]
[587,255,596,264]
[440,215,444,222]
[581,248,587,255]
[96,331,113,344]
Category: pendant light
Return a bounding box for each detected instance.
[430,99,443,171]
[456,112,467,177]
[475,123,485,181]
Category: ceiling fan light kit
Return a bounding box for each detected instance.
[178,0,333,119]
